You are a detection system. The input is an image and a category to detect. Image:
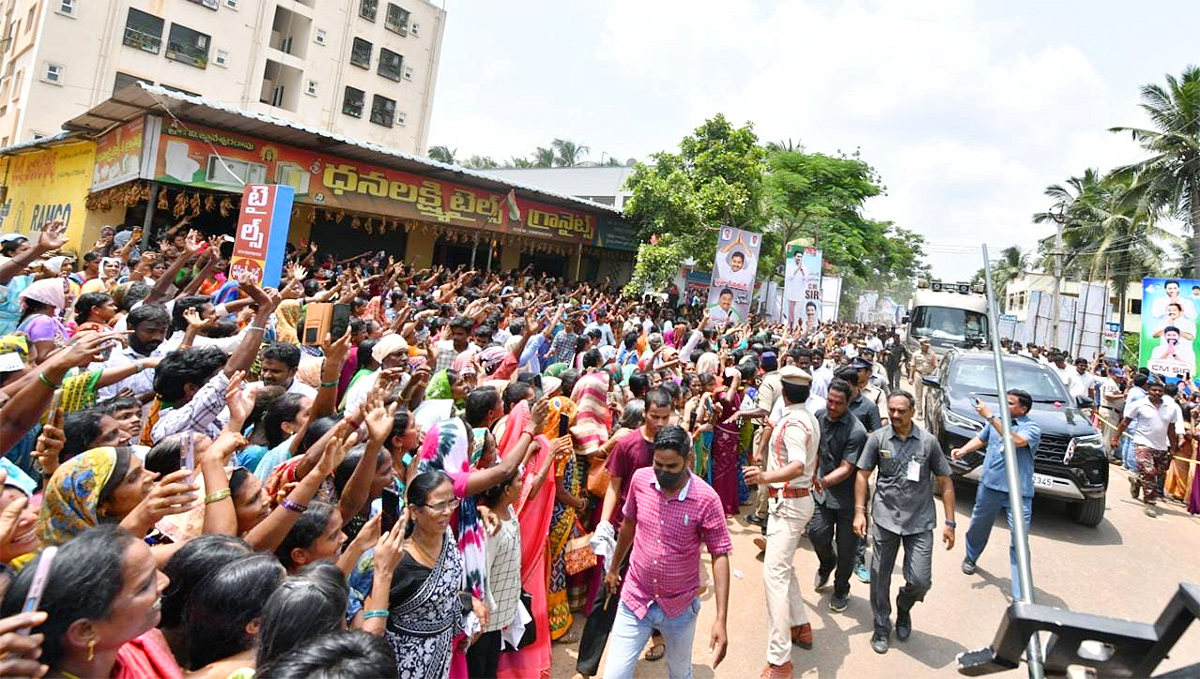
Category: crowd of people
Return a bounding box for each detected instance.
[0,218,1195,679]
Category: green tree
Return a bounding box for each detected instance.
[624,114,767,283]
[462,155,499,169]
[1111,66,1200,277]
[551,139,590,167]
[622,240,684,298]
[990,245,1030,301]
[507,156,535,168]
[762,147,883,281]
[427,145,457,164]
[533,146,555,167]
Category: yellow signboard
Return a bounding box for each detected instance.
[0,141,96,248]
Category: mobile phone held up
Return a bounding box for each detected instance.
[19,545,57,634]
[381,486,401,534]
[302,303,353,345]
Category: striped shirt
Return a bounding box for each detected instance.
[620,467,732,619]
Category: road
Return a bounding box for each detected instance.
[552,431,1200,678]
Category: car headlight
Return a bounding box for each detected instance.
[1073,434,1102,448]
[944,409,984,432]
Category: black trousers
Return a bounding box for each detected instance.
[466,629,502,679]
[575,559,663,676]
[808,501,858,597]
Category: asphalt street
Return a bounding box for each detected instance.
[552,420,1200,678]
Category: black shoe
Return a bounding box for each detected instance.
[746,514,766,527]
[829,593,849,612]
[895,609,912,641]
[871,633,889,654]
[814,569,832,591]
[961,559,977,575]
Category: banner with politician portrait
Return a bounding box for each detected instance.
[784,244,823,331]
[1140,278,1200,378]
[707,226,761,329]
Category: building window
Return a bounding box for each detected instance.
[305,80,317,96]
[385,4,410,34]
[185,0,220,10]
[396,110,406,125]
[113,72,152,95]
[378,48,402,81]
[225,0,238,7]
[403,65,413,81]
[166,24,211,68]
[410,21,419,35]
[214,49,228,66]
[57,0,75,16]
[350,37,371,68]
[370,94,395,127]
[1129,299,1142,315]
[43,63,63,84]
[359,0,378,21]
[342,86,364,118]
[314,28,326,45]
[123,8,164,54]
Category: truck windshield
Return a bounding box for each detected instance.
[952,361,1069,403]
[911,306,988,344]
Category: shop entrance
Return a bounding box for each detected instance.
[519,253,568,279]
[433,237,502,271]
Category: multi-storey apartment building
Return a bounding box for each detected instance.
[0,0,445,152]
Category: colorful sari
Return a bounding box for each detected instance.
[497,401,556,679]
[570,370,612,456]
[38,447,119,545]
[711,388,743,516]
[544,397,580,640]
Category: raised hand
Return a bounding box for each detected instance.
[37,219,67,252]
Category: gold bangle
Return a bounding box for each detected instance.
[204,489,232,504]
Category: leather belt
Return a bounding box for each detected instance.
[768,486,810,499]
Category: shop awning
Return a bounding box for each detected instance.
[63,83,622,218]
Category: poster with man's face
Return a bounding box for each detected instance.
[784,245,822,328]
[1141,278,1200,378]
[708,226,761,328]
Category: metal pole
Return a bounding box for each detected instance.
[1051,220,1063,350]
[485,240,493,272]
[141,181,159,249]
[982,244,1044,679]
[470,239,477,269]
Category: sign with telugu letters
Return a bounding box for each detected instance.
[230,184,293,288]
[148,120,602,246]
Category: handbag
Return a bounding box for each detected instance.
[564,519,597,575]
[586,454,611,497]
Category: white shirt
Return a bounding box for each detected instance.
[95,345,161,403]
[1052,364,1082,398]
[247,378,317,399]
[866,336,883,353]
[1070,369,1098,401]
[343,369,411,416]
[1123,398,1178,451]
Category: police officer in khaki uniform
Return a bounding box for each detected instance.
[744,366,819,679]
[910,339,938,418]
[853,390,956,655]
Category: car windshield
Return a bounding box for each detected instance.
[951,360,1069,403]
[911,306,988,344]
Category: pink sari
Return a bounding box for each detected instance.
[496,402,556,679]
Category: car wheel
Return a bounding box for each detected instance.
[1069,496,1105,527]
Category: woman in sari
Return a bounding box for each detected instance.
[274,298,303,346]
[384,471,474,679]
[544,395,585,642]
[570,350,614,457]
[425,369,469,410]
[683,374,719,482]
[496,400,558,679]
[710,366,744,516]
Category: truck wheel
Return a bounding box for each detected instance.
[1070,496,1105,527]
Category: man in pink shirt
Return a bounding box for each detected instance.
[602,424,732,679]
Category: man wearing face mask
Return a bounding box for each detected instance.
[601,424,732,679]
[744,365,819,678]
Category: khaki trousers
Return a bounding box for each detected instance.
[764,494,814,665]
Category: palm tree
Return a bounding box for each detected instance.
[990,246,1029,301]
[551,139,589,167]
[1032,169,1108,279]
[508,156,535,168]
[1110,66,1200,277]
[427,145,457,164]
[532,146,555,167]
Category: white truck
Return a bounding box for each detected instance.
[903,281,989,356]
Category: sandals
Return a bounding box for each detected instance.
[644,639,666,661]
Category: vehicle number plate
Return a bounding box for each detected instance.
[1032,473,1056,488]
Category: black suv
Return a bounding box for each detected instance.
[919,350,1108,526]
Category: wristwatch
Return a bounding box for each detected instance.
[945,520,957,528]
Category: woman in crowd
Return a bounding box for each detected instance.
[544,395,585,642]
[0,526,180,679]
[710,363,744,515]
[256,562,350,671]
[181,552,287,677]
[159,535,252,665]
[16,277,69,364]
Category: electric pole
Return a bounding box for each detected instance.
[1051,209,1064,351]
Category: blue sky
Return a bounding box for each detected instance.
[427,0,1197,281]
